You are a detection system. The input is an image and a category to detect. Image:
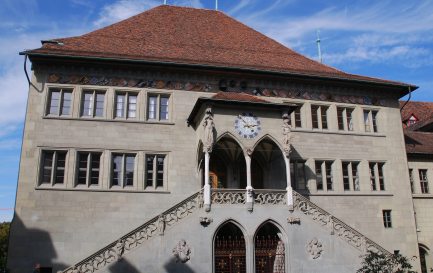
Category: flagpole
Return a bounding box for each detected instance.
[215,0,218,10]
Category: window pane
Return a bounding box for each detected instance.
[296,162,306,190]
[325,161,333,190]
[128,95,137,118]
[419,169,429,194]
[311,105,319,129]
[372,111,378,132]
[364,110,371,132]
[370,163,377,191]
[55,152,66,184]
[116,94,125,118]
[61,91,72,116]
[90,153,101,185]
[378,163,385,191]
[352,163,360,191]
[382,210,392,228]
[337,108,344,130]
[49,90,60,115]
[95,93,105,117]
[347,109,354,131]
[321,106,328,129]
[156,155,165,187]
[41,151,54,184]
[146,155,155,187]
[160,97,169,120]
[82,92,93,116]
[124,155,135,186]
[409,169,414,193]
[112,155,122,186]
[342,162,350,190]
[148,96,157,119]
[294,108,302,128]
[77,153,88,185]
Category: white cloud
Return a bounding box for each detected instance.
[94,0,204,28]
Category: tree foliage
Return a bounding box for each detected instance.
[357,250,417,273]
[0,222,10,272]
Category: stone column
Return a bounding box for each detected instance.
[245,149,254,211]
[204,151,211,212]
[284,156,294,211]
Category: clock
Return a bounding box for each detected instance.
[235,113,261,139]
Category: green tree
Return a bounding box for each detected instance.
[0,222,10,272]
[357,250,417,273]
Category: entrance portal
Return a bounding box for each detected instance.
[255,223,285,273]
[214,222,246,273]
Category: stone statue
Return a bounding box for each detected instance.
[203,107,215,153]
[172,239,191,263]
[273,233,285,273]
[157,214,166,236]
[282,113,292,156]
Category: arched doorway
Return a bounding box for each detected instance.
[255,222,285,273]
[214,222,246,273]
[252,138,286,189]
[419,245,430,273]
[211,135,246,189]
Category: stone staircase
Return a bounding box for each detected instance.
[60,189,390,272]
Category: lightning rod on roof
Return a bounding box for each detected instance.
[316,30,323,63]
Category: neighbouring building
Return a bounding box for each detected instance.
[401,101,433,273]
[7,5,428,273]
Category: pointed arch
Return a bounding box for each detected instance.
[214,220,247,273]
[216,131,245,151]
[251,134,284,154]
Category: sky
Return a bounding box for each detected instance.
[0,0,432,222]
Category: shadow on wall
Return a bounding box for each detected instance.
[108,258,140,273]
[7,214,68,272]
[164,257,196,273]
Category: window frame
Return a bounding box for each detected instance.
[80,89,106,118]
[110,153,137,189]
[419,169,429,194]
[311,104,329,130]
[290,159,307,190]
[46,87,73,117]
[369,162,386,191]
[39,149,68,187]
[382,210,392,228]
[114,91,139,119]
[144,153,168,190]
[314,160,334,191]
[290,105,302,128]
[75,151,102,188]
[342,161,360,191]
[146,93,171,121]
[336,107,354,131]
[363,109,379,133]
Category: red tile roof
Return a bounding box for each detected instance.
[405,130,433,155]
[24,5,414,89]
[400,101,433,123]
[212,92,268,103]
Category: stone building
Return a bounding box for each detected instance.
[401,101,433,273]
[7,5,427,273]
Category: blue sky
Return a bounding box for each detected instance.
[0,0,432,221]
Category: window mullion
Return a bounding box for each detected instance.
[321,162,326,191]
[59,90,64,116]
[156,95,160,121]
[92,91,96,117]
[51,152,57,186]
[153,156,157,189]
[343,109,348,131]
[348,163,353,191]
[86,153,91,186]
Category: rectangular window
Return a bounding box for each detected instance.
[325,161,333,191]
[81,90,105,117]
[145,154,166,189]
[409,169,414,193]
[369,162,377,191]
[382,210,392,228]
[342,161,360,191]
[290,160,306,190]
[111,153,136,187]
[342,162,350,191]
[337,107,354,131]
[419,169,429,194]
[40,150,67,185]
[364,110,378,133]
[77,152,101,186]
[289,106,302,128]
[315,161,323,191]
[311,105,328,129]
[47,88,73,116]
[378,163,385,191]
[147,94,170,121]
[115,92,137,119]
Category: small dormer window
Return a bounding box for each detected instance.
[407,115,418,126]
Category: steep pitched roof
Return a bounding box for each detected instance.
[23,5,415,90]
[400,101,433,123]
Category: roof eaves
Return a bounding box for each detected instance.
[22,51,418,93]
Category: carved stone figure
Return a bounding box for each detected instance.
[306,238,323,259]
[199,216,213,226]
[287,217,301,225]
[203,107,215,153]
[282,113,292,157]
[173,239,191,263]
[273,233,285,273]
[157,214,166,236]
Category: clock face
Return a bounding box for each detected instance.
[234,113,261,139]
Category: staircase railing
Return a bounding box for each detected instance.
[61,190,203,273]
[292,191,391,255]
